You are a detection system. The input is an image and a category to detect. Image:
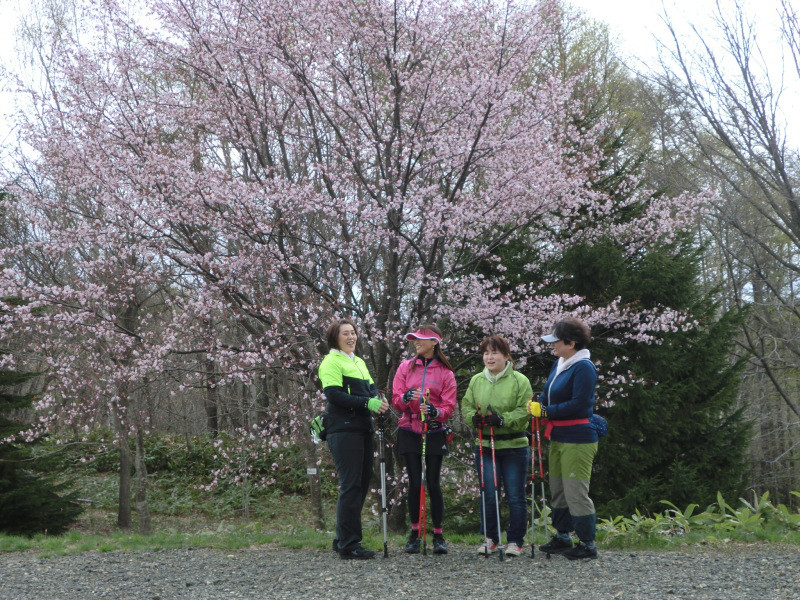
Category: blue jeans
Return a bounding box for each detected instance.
[474,445,529,545]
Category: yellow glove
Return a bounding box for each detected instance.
[526,401,546,418]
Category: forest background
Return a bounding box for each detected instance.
[0,0,797,541]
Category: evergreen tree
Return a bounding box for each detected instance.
[483,230,751,515]
[0,357,83,536]
[545,240,751,516]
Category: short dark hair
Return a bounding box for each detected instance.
[479,334,512,358]
[552,317,592,350]
[326,318,358,352]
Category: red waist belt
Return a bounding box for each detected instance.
[543,418,590,439]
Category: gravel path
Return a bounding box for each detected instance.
[1,544,799,600]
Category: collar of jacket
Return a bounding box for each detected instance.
[483,361,512,383]
[413,355,436,367]
[330,348,356,361]
[554,349,591,378]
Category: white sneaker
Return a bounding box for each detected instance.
[476,538,498,554]
[505,542,522,556]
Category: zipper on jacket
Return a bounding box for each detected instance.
[418,358,432,418]
[546,359,594,407]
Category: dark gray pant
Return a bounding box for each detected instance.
[328,431,373,553]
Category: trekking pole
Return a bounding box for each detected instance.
[530,410,536,559]
[377,396,389,559]
[419,389,430,556]
[477,404,489,558]
[488,407,504,562]
[534,416,550,559]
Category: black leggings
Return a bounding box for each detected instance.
[403,453,444,529]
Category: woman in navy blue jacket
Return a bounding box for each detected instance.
[527,317,599,560]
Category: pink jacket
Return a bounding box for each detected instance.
[392,356,457,434]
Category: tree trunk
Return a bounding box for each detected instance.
[134,428,152,535]
[303,431,325,530]
[205,355,219,436]
[300,376,325,529]
[114,300,140,530]
[117,430,132,529]
[242,472,251,520]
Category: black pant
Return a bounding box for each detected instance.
[403,453,444,530]
[328,431,373,553]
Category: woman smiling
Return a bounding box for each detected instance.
[461,335,532,557]
[318,318,389,560]
[391,324,457,555]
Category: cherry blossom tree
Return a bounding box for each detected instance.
[0,0,707,528]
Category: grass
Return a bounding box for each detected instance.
[4,442,799,557]
[0,528,278,557]
[3,495,798,558]
[3,517,798,559]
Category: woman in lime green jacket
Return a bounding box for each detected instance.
[318,318,388,559]
[462,335,532,557]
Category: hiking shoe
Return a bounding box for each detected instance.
[476,538,498,555]
[331,538,339,552]
[564,542,598,560]
[340,546,376,560]
[433,534,448,555]
[405,534,421,554]
[539,536,573,554]
[504,542,522,556]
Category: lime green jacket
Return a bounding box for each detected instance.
[318,350,378,434]
[461,364,533,449]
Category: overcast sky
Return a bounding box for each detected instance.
[569,0,789,68]
[568,0,715,62]
[0,0,21,157]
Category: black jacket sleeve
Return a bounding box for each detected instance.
[323,386,370,410]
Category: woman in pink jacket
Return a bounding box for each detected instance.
[392,324,457,555]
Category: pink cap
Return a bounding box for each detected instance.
[405,328,442,343]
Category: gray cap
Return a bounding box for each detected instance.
[542,333,559,343]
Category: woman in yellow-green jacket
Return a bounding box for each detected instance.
[318,318,389,560]
[461,335,532,557]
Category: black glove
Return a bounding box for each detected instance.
[402,389,416,404]
[471,413,484,428]
[483,406,504,428]
[426,403,439,418]
[428,419,442,431]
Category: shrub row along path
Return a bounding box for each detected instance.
[1,543,799,600]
